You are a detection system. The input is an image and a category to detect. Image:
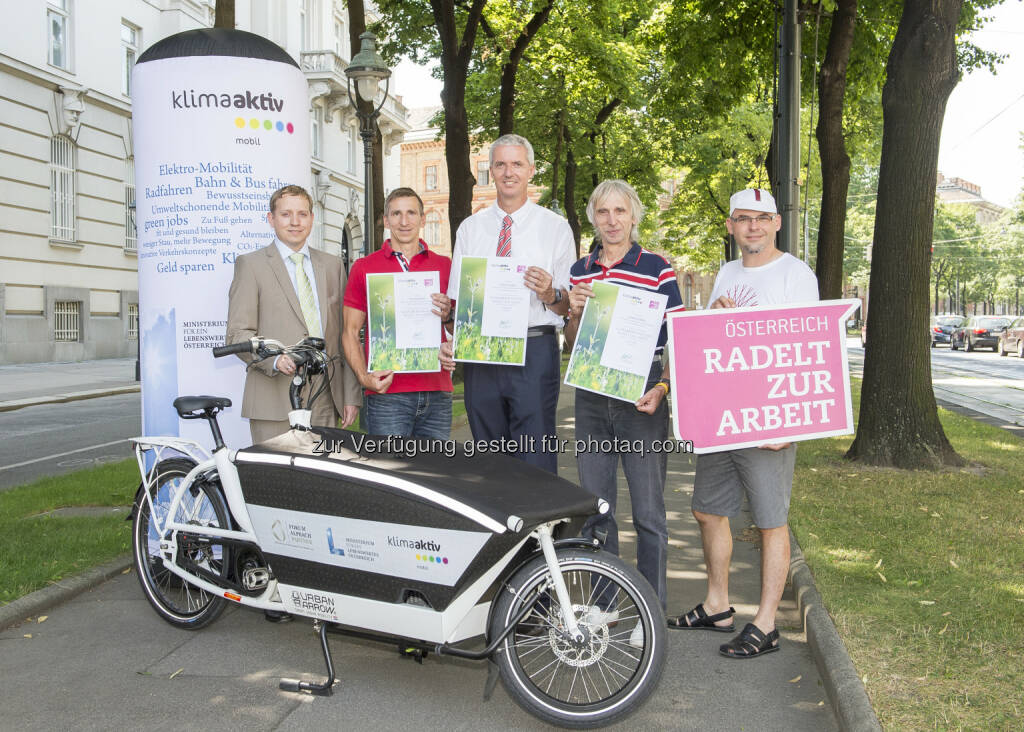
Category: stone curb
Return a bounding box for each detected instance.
[0,555,132,631]
[789,529,882,732]
[0,386,141,413]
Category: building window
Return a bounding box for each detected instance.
[48,1,71,70]
[127,303,139,339]
[311,105,322,160]
[334,17,345,57]
[684,274,693,309]
[476,160,489,187]
[54,300,80,341]
[424,211,441,248]
[300,0,318,50]
[50,135,76,241]
[425,165,438,191]
[121,22,139,95]
[125,156,136,252]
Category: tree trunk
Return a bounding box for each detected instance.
[550,108,564,204]
[586,99,620,190]
[432,0,487,244]
[214,0,234,29]
[346,0,387,251]
[441,70,477,244]
[562,127,581,255]
[497,0,554,135]
[847,0,963,468]
[814,0,857,300]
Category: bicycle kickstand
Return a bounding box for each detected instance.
[279,621,336,697]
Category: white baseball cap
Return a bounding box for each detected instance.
[729,188,777,216]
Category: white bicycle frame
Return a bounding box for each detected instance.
[132,435,587,643]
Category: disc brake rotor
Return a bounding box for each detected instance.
[548,604,609,667]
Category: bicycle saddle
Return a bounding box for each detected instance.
[173,395,232,417]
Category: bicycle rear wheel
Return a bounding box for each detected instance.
[488,548,666,728]
[132,458,228,629]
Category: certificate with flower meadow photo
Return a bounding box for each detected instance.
[565,280,668,402]
[366,271,441,373]
[452,255,529,365]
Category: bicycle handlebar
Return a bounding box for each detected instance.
[212,340,254,358]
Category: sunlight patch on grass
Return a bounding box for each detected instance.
[790,378,1024,730]
[824,547,874,563]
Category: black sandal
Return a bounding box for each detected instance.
[667,603,735,632]
[719,622,780,658]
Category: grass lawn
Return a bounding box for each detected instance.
[0,459,137,605]
[790,380,1024,730]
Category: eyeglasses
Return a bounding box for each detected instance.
[731,214,776,225]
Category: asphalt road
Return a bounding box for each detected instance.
[848,338,1024,427]
[0,393,140,491]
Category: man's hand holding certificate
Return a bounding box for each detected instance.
[367,271,442,373]
[565,280,667,402]
[453,255,530,365]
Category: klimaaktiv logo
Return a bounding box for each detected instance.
[169,88,295,134]
[388,535,449,566]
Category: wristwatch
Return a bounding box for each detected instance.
[547,288,563,306]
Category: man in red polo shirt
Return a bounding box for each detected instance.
[342,188,454,438]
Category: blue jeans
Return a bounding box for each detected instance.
[364,391,452,439]
[576,363,669,609]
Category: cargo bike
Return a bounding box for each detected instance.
[130,336,666,728]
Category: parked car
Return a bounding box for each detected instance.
[998,316,1024,357]
[950,316,1011,352]
[930,315,965,348]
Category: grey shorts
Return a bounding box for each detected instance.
[691,445,797,529]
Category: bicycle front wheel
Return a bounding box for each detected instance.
[488,548,666,728]
[132,458,228,629]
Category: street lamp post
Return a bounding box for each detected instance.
[345,32,391,258]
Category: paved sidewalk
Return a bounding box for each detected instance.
[0,383,838,731]
[0,357,139,411]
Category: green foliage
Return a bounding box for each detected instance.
[469,0,666,214]
[657,101,773,271]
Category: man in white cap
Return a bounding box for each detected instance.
[667,188,818,658]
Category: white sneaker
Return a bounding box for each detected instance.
[585,607,620,626]
[628,622,644,648]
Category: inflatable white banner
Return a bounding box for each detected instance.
[133,35,309,448]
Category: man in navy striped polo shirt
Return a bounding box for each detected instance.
[566,179,684,645]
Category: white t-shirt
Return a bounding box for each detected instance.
[448,200,575,328]
[708,251,819,308]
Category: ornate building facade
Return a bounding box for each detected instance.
[0,0,408,364]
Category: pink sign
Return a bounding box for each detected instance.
[667,299,860,453]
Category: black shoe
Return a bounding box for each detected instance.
[719,622,780,658]
[264,610,293,623]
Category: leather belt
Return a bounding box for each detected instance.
[527,326,557,337]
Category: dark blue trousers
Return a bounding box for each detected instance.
[463,333,560,474]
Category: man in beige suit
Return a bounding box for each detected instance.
[226,185,361,443]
